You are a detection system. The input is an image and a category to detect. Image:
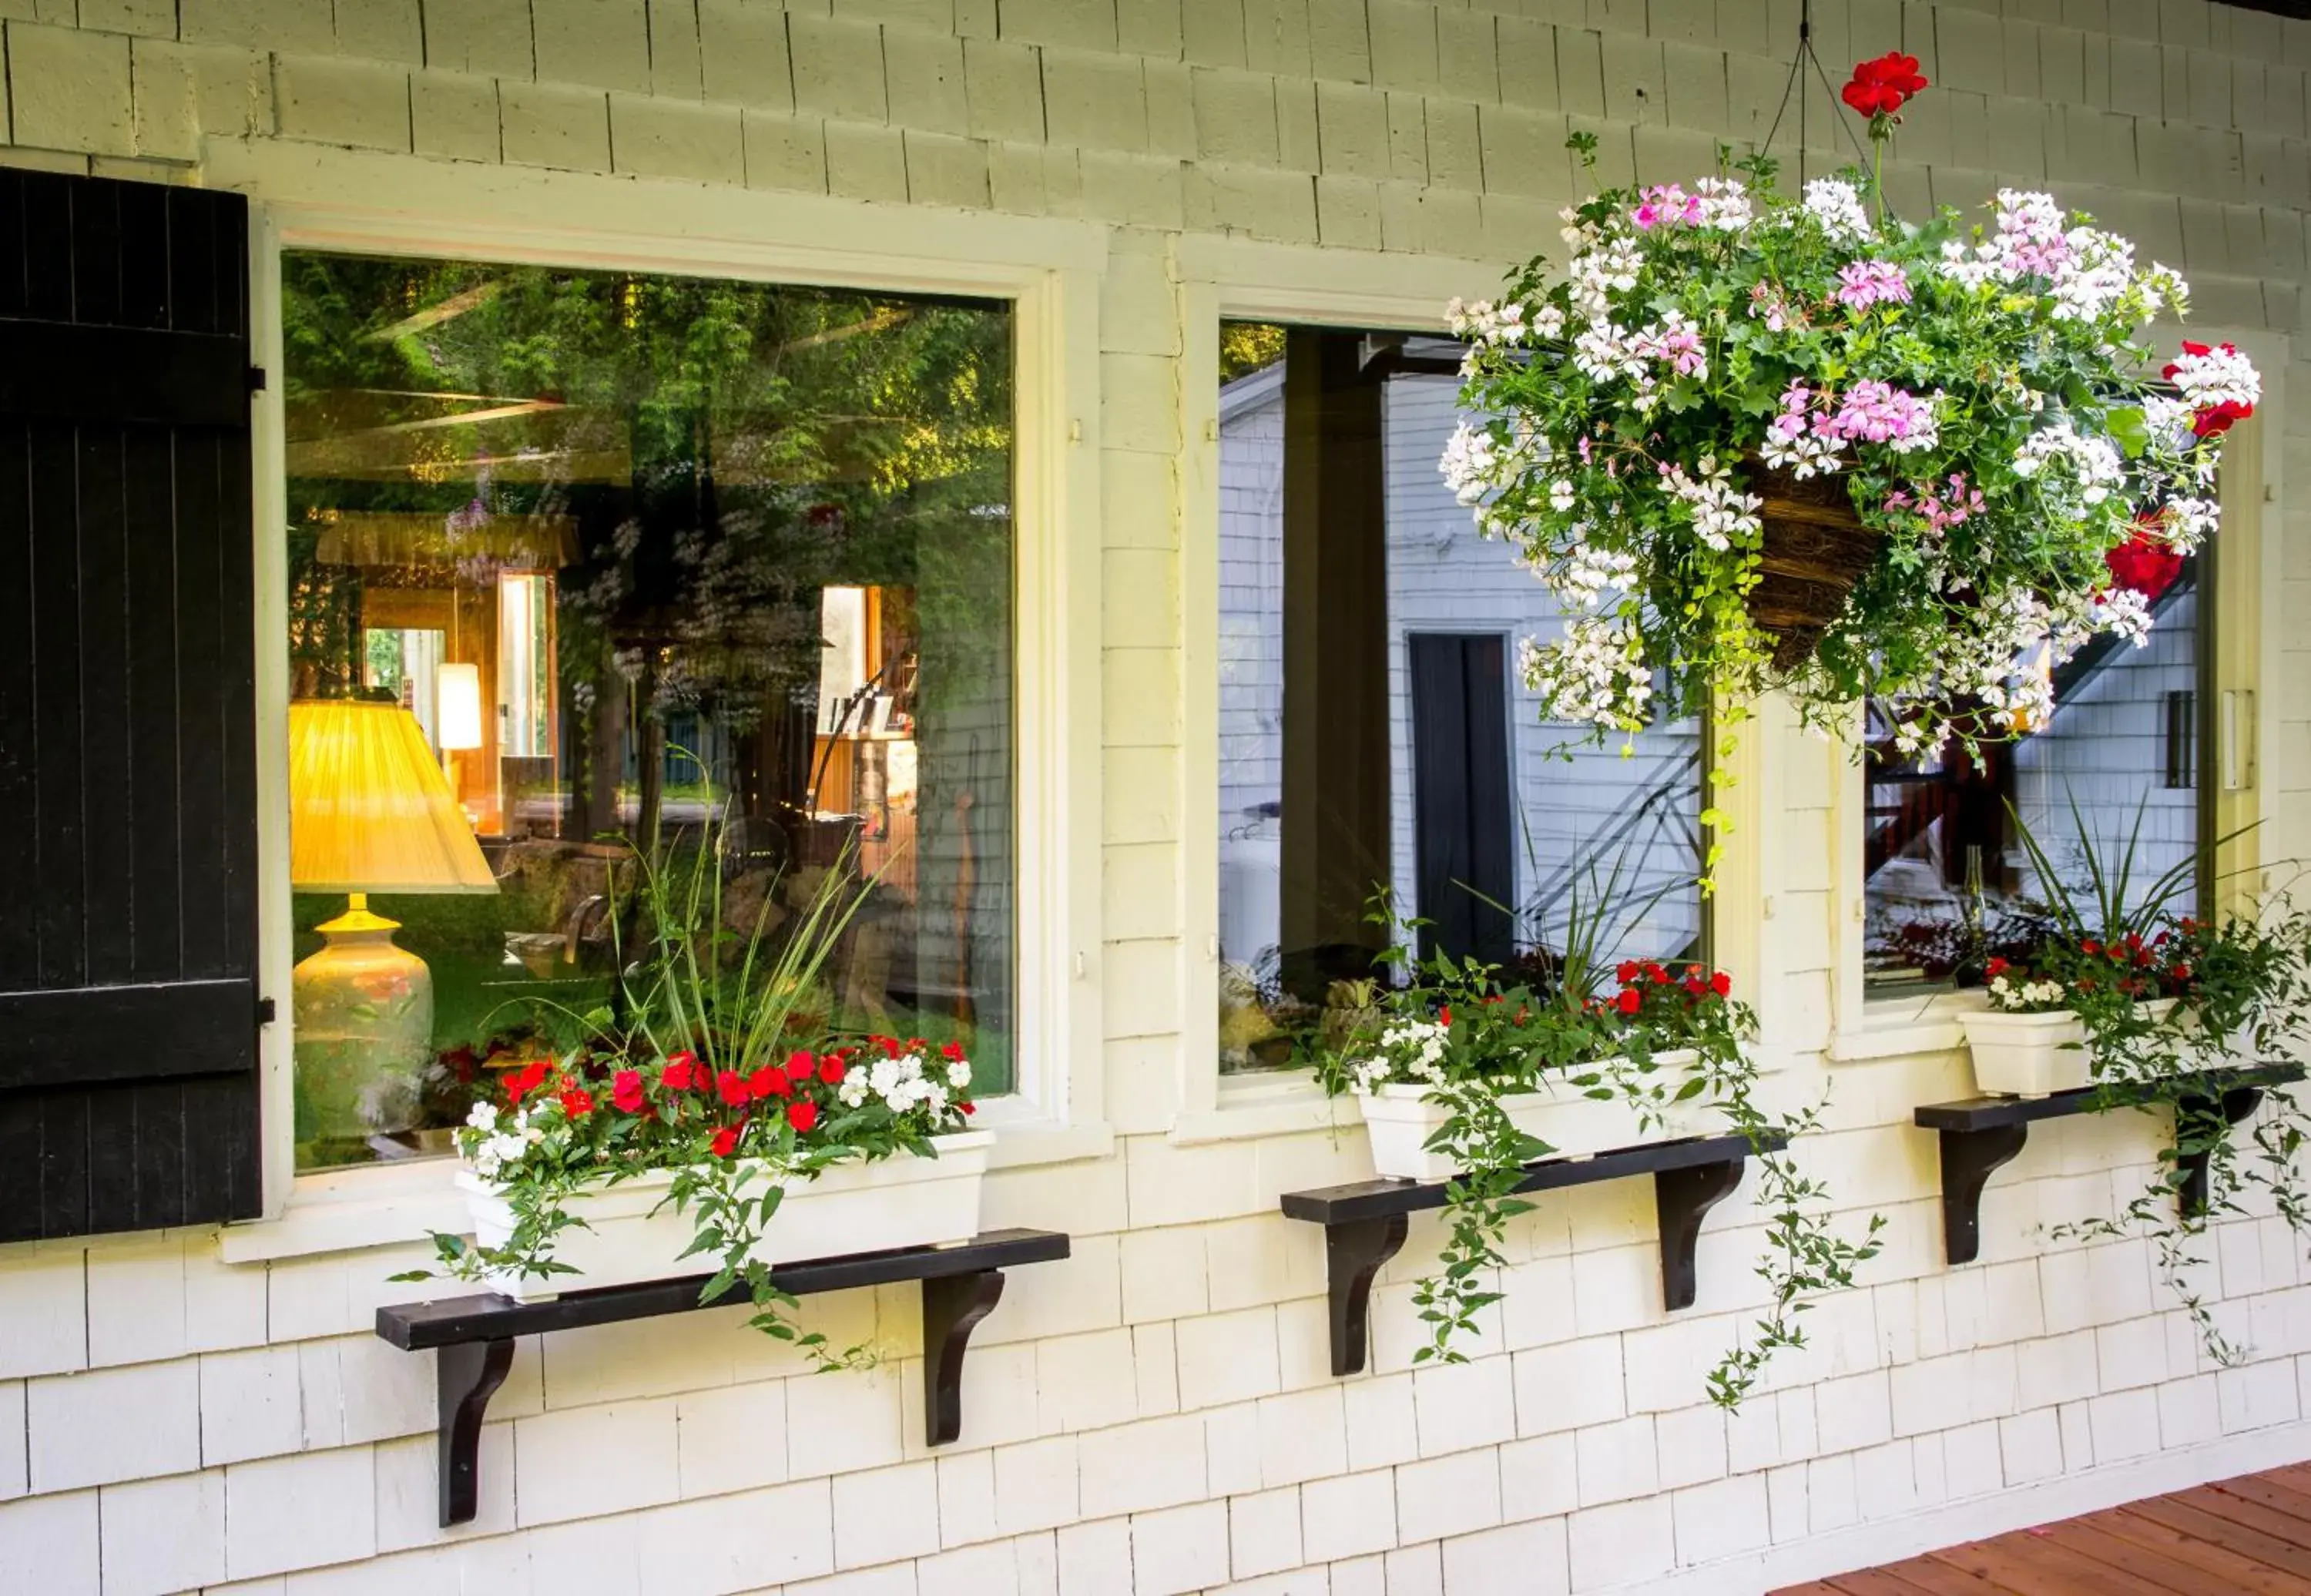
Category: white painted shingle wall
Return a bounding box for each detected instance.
[0,0,2309,1592]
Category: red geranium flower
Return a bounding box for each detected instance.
[1843,52,1929,119]
[750,1065,791,1100]
[709,1124,743,1158]
[1615,960,1640,984]
[558,1085,594,1118]
[785,1048,815,1081]
[818,1057,847,1086]
[1986,956,2009,977]
[1616,987,1643,1015]
[716,1069,751,1108]
[960,1100,977,1115]
[612,1069,647,1115]
[941,1040,966,1062]
[662,1054,696,1092]
[787,1098,820,1134]
[505,1058,551,1105]
[1439,1005,1454,1028]
[1710,971,1732,998]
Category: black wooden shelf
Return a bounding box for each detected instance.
[1280,1132,1783,1376]
[1915,1064,2306,1266]
[376,1227,1069,1526]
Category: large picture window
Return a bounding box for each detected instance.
[1215,322,1704,1071]
[1863,540,2209,991]
[281,253,1014,1170]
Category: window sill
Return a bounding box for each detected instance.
[1828,990,1988,1063]
[218,1102,1113,1264]
[1171,1073,1360,1145]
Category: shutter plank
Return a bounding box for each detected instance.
[174,431,229,980]
[29,417,84,989]
[1461,635,1515,968]
[72,180,121,328]
[79,426,133,987]
[35,1092,89,1240]
[118,183,168,330]
[0,171,27,320]
[0,423,32,987]
[213,431,256,978]
[21,174,72,324]
[124,425,182,981]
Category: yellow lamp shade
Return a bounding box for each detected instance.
[435,662,484,752]
[288,699,498,895]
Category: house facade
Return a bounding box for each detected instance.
[1,0,2309,1592]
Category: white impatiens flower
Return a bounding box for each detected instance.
[1800,177,1871,242]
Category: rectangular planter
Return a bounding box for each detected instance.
[1958,1000,2178,1097]
[1356,1051,1710,1182]
[458,1129,995,1302]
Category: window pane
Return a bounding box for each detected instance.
[282,254,1015,1170]
[1216,323,1704,1071]
[1863,556,2202,991]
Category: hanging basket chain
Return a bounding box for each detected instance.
[1756,0,1877,183]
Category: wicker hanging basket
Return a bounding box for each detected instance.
[1744,460,1882,671]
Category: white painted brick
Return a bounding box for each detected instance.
[1512,1336,1625,1435]
[532,0,652,91]
[1229,1484,1303,1579]
[424,0,535,76]
[515,1401,680,1527]
[223,1447,378,1581]
[1134,1498,1229,1595]
[790,1366,906,1480]
[1207,1403,1265,1497]
[8,22,132,156]
[1344,1373,1419,1471]
[1444,1517,1570,1593]
[1037,1328,1142,1433]
[1573,1414,1658,1507]
[501,80,613,169]
[98,1467,226,1596]
[1056,1514,1134,1594]
[994,1435,1081,1536]
[0,1488,97,1596]
[1411,1357,1514,1458]
[2219,1356,2300,1433]
[1567,1495,1674,1590]
[1080,1413,1206,1517]
[1259,1387,1348,1487]
[1301,1466,1397,1562]
[201,1345,305,1467]
[676,1380,788,1499]
[0,1252,83,1380]
[833,1460,940,1568]
[1177,1307,1283,1411]
[28,1360,198,1491]
[611,92,746,181]
[1395,1447,1501,1546]
[276,53,412,151]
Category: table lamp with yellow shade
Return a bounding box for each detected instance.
[289,698,498,1151]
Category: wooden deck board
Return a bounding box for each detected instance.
[1773,1467,2311,1594]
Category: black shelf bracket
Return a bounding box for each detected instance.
[1281,1132,1781,1376]
[1916,1064,2303,1266]
[378,1228,1070,1526]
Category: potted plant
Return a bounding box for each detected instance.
[1443,59,2257,819]
[1306,894,1883,1404]
[404,834,987,1355]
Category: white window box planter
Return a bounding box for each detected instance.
[457,1129,995,1301]
[1957,1000,2179,1097]
[1356,1052,1712,1182]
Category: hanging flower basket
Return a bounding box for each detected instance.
[1442,59,2259,764]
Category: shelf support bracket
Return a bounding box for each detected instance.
[2176,1085,2266,1219]
[435,1337,514,1527]
[1655,1156,1749,1310]
[922,1269,1007,1447]
[1939,1122,2031,1266]
[1323,1213,1410,1377]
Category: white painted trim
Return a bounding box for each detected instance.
[220,142,1112,1252]
[1648,1414,2311,1595]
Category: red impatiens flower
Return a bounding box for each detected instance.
[750,1065,791,1100]
[612,1069,647,1115]
[785,1048,815,1081]
[1987,956,2010,977]
[818,1056,847,1086]
[662,1053,697,1091]
[941,1040,966,1062]
[960,1099,977,1115]
[505,1058,551,1105]
[716,1069,751,1108]
[1439,1005,1454,1028]
[787,1098,820,1134]
[1615,959,1640,984]
[1843,52,1929,119]
[709,1124,743,1158]
[1710,971,1732,998]
[1616,987,1644,1015]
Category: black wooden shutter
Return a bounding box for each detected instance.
[0,170,261,1242]
[1409,633,1515,968]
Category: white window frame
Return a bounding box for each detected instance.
[1829,324,2289,1064]
[214,142,1110,1261]
[1171,236,1760,1140]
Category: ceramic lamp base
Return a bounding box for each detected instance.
[293,893,434,1142]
